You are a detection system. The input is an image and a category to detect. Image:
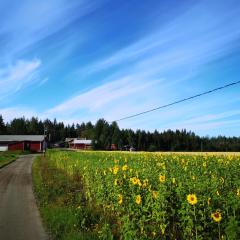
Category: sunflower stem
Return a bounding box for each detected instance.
[218,223,221,240]
[194,206,198,239]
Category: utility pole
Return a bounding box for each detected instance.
[43,126,47,157]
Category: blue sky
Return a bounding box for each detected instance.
[0,0,240,136]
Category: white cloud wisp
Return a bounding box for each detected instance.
[0,59,41,99]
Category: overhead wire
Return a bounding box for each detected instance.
[112,80,240,122]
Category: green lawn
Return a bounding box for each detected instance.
[0,151,19,168]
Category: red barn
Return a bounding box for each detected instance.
[0,135,45,152]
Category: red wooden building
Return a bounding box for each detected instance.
[68,139,92,150]
[0,135,45,152]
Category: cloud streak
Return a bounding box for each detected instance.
[0,0,104,59]
[0,59,41,99]
[47,76,162,116]
[0,107,38,122]
[1,0,240,137]
[82,0,240,79]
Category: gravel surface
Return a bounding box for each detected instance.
[0,155,48,240]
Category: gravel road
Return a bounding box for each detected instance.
[0,155,48,240]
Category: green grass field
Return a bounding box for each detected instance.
[33,150,240,240]
[0,151,19,168]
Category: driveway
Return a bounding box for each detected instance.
[0,155,48,240]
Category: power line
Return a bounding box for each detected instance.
[113,80,240,122]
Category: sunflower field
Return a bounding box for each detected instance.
[33,150,240,240]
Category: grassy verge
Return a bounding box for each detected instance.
[0,151,19,168]
[32,155,116,240]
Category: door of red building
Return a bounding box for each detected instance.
[24,141,30,151]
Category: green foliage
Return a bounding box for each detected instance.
[33,151,240,239]
[0,115,7,134]
[32,156,116,240]
[1,115,240,151]
[148,144,157,152]
[225,217,240,239]
[0,151,18,168]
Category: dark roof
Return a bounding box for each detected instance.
[0,135,45,142]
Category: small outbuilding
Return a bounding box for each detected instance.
[68,138,92,150]
[0,135,45,152]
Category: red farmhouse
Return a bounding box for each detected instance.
[0,135,45,152]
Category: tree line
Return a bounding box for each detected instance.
[0,115,240,151]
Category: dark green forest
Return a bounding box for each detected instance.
[0,115,240,151]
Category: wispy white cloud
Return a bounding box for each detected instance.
[161,109,240,134]
[111,93,240,133]
[183,110,240,125]
[46,76,163,117]
[0,0,107,99]
[0,0,239,138]
[0,107,38,122]
[82,0,240,79]
[37,77,49,87]
[0,59,41,98]
[63,0,240,134]
[175,119,240,133]
[0,0,104,58]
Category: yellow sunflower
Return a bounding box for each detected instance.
[172,178,176,184]
[159,174,166,183]
[152,191,158,199]
[135,195,141,205]
[122,165,128,171]
[211,211,222,222]
[118,194,123,205]
[130,177,137,185]
[142,179,148,188]
[113,166,119,175]
[130,177,141,186]
[187,194,197,205]
[220,177,224,184]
